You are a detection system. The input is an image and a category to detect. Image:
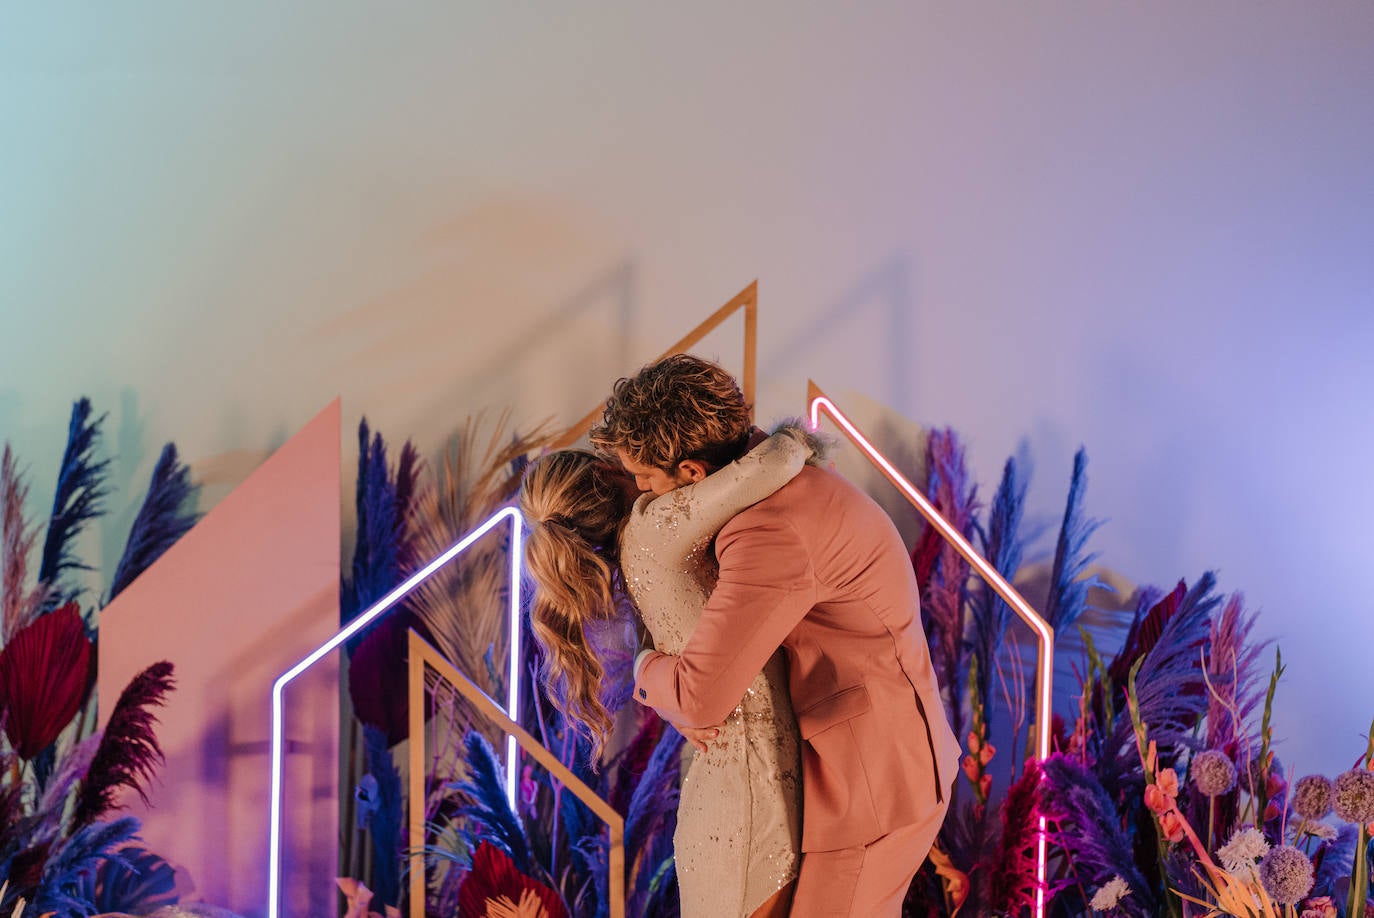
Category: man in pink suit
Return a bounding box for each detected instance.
[591,355,961,917]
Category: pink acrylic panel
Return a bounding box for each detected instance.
[98,399,341,918]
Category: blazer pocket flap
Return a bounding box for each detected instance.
[797,685,872,739]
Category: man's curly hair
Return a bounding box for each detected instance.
[589,354,752,471]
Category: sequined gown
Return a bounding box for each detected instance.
[620,431,808,918]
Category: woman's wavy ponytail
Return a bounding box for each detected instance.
[520,449,633,758]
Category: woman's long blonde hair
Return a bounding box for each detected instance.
[519,449,634,758]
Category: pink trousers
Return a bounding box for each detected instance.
[790,796,950,917]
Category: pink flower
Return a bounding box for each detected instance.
[1159,812,1186,844]
[1145,783,1174,815]
[1143,768,1181,816]
[1159,810,1186,844]
[962,755,980,782]
[979,741,996,767]
[967,731,982,754]
[520,765,539,811]
[1300,895,1337,918]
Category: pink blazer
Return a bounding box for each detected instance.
[635,463,962,852]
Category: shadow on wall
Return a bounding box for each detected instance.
[284,196,640,448]
[762,253,918,414]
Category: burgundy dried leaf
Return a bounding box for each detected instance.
[348,610,431,747]
[988,758,1043,914]
[457,842,568,918]
[0,601,93,759]
[73,660,175,827]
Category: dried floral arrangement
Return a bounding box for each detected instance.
[0,400,198,915]
[897,431,1373,918]
[340,413,684,917]
[340,417,1373,918]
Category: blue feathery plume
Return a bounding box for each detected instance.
[32,816,140,916]
[1108,574,1219,784]
[936,797,1000,914]
[1205,592,1271,753]
[624,729,686,915]
[604,710,665,815]
[1043,448,1108,634]
[392,440,421,572]
[38,398,109,608]
[558,734,602,881]
[344,418,397,626]
[918,428,979,740]
[74,845,177,913]
[108,443,198,601]
[1313,823,1360,895]
[624,727,686,865]
[452,730,533,873]
[1039,754,1156,916]
[969,452,1031,721]
[362,724,402,907]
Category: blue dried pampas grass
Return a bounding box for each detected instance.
[108,443,198,601]
[39,398,110,608]
[1043,447,1108,635]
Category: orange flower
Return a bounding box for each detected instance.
[1145,783,1173,815]
[1159,809,1186,844]
[1156,768,1180,799]
[978,741,996,767]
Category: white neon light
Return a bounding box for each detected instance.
[808,394,1054,918]
[268,506,524,918]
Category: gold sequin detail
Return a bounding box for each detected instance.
[621,433,808,917]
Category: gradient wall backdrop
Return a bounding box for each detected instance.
[3,4,1371,782]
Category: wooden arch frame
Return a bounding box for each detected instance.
[549,281,758,449]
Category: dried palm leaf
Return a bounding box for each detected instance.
[407,412,554,708]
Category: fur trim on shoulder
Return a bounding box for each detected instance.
[769,418,832,466]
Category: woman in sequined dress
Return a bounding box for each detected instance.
[521,426,815,918]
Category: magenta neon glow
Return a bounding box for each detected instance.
[267,506,524,918]
[807,394,1054,918]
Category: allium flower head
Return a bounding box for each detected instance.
[1218,826,1270,873]
[1297,821,1337,841]
[1257,844,1314,906]
[1332,768,1374,824]
[1089,875,1131,912]
[1291,774,1334,821]
[1191,749,1237,797]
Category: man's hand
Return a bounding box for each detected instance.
[675,723,722,754]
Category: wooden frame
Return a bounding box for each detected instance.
[550,280,758,449]
[408,629,625,918]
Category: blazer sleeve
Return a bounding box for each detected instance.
[634,507,816,727]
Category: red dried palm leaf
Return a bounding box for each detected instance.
[457,843,567,918]
[0,601,92,759]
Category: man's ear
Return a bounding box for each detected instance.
[675,459,710,483]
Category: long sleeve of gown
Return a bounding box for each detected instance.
[632,429,812,555]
